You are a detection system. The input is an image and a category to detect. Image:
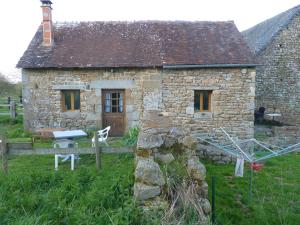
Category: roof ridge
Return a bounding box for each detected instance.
[53,20,235,25]
[244,4,300,33]
[243,4,300,53]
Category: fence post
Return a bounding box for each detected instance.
[94,132,101,170]
[10,101,16,119]
[211,176,216,224]
[0,134,8,175]
[7,96,11,110]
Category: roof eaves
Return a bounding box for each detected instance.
[163,64,258,69]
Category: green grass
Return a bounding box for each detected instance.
[2,154,300,225]
[0,154,144,225]
[205,154,300,225]
[0,115,154,225]
[1,114,300,224]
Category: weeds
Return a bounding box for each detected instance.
[162,180,210,225]
[122,126,140,146]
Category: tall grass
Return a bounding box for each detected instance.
[205,154,300,225]
[0,154,154,225]
[122,126,140,146]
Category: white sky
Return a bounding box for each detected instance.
[0,0,299,79]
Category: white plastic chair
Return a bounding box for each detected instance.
[92,126,111,147]
[54,139,77,171]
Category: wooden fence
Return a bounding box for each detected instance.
[0,97,23,118]
[0,134,134,175]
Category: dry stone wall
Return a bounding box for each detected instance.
[134,130,211,221]
[255,15,300,125]
[256,125,300,146]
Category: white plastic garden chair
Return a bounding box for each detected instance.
[92,126,111,147]
[54,139,77,171]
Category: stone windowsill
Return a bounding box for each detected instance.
[193,112,213,119]
[61,111,81,118]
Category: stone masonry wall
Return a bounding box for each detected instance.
[23,67,255,143]
[133,67,254,214]
[22,68,163,131]
[136,67,255,163]
[256,15,300,125]
[162,68,255,139]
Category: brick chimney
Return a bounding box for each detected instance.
[41,0,53,46]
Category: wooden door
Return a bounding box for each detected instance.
[102,89,125,136]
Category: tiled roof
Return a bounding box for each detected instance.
[17,21,256,68]
[243,5,300,53]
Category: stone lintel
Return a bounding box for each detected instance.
[53,84,86,90]
[193,86,218,90]
[90,80,135,89]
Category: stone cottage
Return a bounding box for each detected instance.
[17,0,256,138]
[243,5,300,125]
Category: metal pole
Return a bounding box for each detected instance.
[249,163,253,202]
[212,176,216,224]
[220,127,252,162]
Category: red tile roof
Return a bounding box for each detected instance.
[17,21,256,68]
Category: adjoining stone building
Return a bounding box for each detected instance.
[17,1,256,138]
[243,5,300,125]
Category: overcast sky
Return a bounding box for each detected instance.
[0,0,299,80]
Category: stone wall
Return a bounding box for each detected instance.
[22,68,163,131]
[22,67,255,141]
[162,68,255,139]
[255,15,300,125]
[256,125,300,146]
[134,130,211,222]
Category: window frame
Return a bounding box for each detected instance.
[194,90,212,112]
[61,90,81,112]
[103,90,125,114]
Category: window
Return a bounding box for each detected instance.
[104,91,123,113]
[194,90,212,112]
[61,90,80,112]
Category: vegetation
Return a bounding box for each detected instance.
[161,156,210,225]
[1,111,299,224]
[122,126,140,146]
[205,154,300,225]
[0,74,22,98]
[0,154,146,225]
[1,152,300,224]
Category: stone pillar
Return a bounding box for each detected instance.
[133,120,211,220]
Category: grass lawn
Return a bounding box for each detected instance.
[1,114,300,224]
[0,153,139,225]
[2,153,300,225]
[205,153,300,225]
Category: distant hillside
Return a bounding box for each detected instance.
[0,73,22,97]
